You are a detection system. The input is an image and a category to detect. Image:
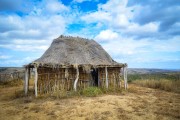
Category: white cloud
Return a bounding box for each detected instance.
[0,55,12,59]
[81,0,159,38]
[45,0,69,13]
[0,44,49,51]
[73,0,98,3]
[0,57,36,66]
[95,29,118,42]
[95,30,150,56]
[81,11,111,24]
[94,30,180,64]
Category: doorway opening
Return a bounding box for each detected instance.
[91,69,99,86]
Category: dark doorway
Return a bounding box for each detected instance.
[91,69,99,86]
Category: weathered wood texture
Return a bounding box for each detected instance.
[34,67,38,97]
[24,68,29,95]
[98,67,122,88]
[37,67,92,94]
[35,66,124,95]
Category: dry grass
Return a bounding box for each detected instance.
[0,79,23,87]
[0,84,180,120]
[132,79,180,93]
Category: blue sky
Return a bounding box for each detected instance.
[0,0,180,69]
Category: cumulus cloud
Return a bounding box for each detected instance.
[81,0,179,39]
[73,0,98,3]
[0,0,71,66]
[0,0,69,53]
[0,0,179,68]
[127,0,180,33]
[45,0,69,13]
[95,29,119,42]
[0,57,37,66]
[94,30,180,64]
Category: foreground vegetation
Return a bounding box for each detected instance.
[0,72,180,119]
[0,84,180,120]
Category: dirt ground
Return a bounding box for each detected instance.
[0,84,179,120]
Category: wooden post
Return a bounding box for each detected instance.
[73,66,79,91]
[113,73,116,88]
[124,66,128,90]
[24,67,29,95]
[119,68,121,88]
[126,66,128,89]
[123,67,126,89]
[105,66,108,89]
[34,67,38,97]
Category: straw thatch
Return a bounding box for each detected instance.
[29,35,124,68]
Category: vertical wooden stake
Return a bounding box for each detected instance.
[126,66,128,89]
[124,66,128,90]
[34,67,38,97]
[73,66,79,91]
[105,66,108,89]
[119,68,122,88]
[113,73,115,88]
[123,67,126,89]
[25,67,29,96]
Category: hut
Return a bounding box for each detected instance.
[24,35,128,97]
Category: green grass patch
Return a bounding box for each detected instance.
[81,87,102,97]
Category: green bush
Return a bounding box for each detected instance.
[81,87,102,97]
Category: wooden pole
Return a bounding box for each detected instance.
[123,67,126,89]
[34,67,38,97]
[113,73,115,88]
[126,66,128,89]
[105,66,108,89]
[25,67,29,96]
[73,66,79,91]
[124,66,128,90]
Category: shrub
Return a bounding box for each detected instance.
[81,87,102,97]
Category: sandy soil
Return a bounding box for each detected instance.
[0,84,179,120]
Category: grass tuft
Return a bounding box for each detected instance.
[81,87,102,97]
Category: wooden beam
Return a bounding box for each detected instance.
[34,67,38,97]
[24,67,29,96]
[73,66,79,91]
[105,66,108,89]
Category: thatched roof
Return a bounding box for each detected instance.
[29,35,126,68]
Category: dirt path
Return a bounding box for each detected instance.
[0,85,179,120]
